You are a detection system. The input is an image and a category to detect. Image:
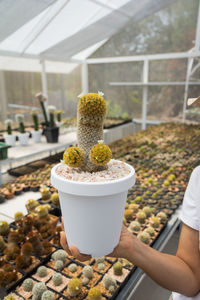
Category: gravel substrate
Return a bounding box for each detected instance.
[56,159,131,182]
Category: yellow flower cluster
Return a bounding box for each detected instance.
[78,93,106,117]
[89,143,112,166]
[63,147,84,168]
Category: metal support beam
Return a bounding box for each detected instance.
[81,60,89,94]
[0,71,7,122]
[142,60,149,130]
[19,0,70,55]
[41,60,48,106]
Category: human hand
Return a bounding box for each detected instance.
[60,218,135,262]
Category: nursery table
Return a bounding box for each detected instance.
[0,131,76,185]
[115,206,182,300]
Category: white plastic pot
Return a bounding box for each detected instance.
[4,134,16,147]
[51,162,135,257]
[18,133,29,146]
[31,130,42,143]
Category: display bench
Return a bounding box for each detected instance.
[115,207,181,300]
[0,132,76,185]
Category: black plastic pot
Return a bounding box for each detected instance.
[43,127,59,143]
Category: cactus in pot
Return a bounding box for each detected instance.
[4,119,16,146]
[31,109,42,143]
[51,92,135,256]
[16,114,29,146]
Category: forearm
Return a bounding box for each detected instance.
[126,236,199,297]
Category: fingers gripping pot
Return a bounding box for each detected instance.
[51,92,136,256]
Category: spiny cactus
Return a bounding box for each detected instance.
[26,232,44,256]
[41,290,54,300]
[136,211,146,224]
[55,260,63,270]
[102,274,116,293]
[52,273,63,286]
[35,205,50,218]
[26,199,39,213]
[3,295,16,300]
[32,282,47,299]
[52,249,66,262]
[88,287,102,300]
[14,212,24,222]
[4,243,20,261]
[156,211,167,223]
[23,278,34,292]
[68,263,78,273]
[50,192,60,206]
[67,278,82,297]
[144,226,155,236]
[63,92,112,172]
[113,262,123,276]
[37,266,47,278]
[0,221,10,235]
[128,221,141,232]
[82,265,93,279]
[137,231,151,244]
[150,216,160,228]
[142,206,152,217]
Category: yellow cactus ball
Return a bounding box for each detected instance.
[78,93,106,117]
[88,287,102,300]
[68,278,82,296]
[89,143,112,166]
[63,147,84,168]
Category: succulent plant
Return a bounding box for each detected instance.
[129,203,139,213]
[150,216,160,228]
[27,232,44,256]
[5,119,13,135]
[68,263,77,273]
[124,209,133,221]
[128,221,141,232]
[144,226,155,236]
[32,282,47,299]
[14,212,24,222]
[0,236,6,252]
[41,291,54,300]
[98,263,105,270]
[63,92,112,172]
[52,249,66,262]
[21,242,33,256]
[23,278,34,292]
[47,105,56,128]
[95,256,105,264]
[40,186,51,201]
[52,273,63,286]
[113,262,123,276]
[37,266,47,278]
[83,265,93,279]
[137,231,151,244]
[42,240,52,255]
[67,278,82,297]
[82,277,89,285]
[55,260,63,270]
[142,206,152,217]
[88,287,102,300]
[0,221,10,235]
[26,199,39,213]
[156,211,167,223]
[51,192,60,206]
[3,295,16,300]
[136,211,146,224]
[8,230,21,244]
[35,205,49,218]
[4,243,20,261]
[102,274,116,292]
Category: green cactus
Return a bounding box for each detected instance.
[144,226,155,236]
[83,265,93,279]
[50,192,60,206]
[102,274,116,292]
[41,291,54,300]
[136,211,146,224]
[129,221,141,232]
[52,249,66,262]
[14,212,24,222]
[37,266,47,278]
[25,199,39,213]
[142,206,152,217]
[68,263,77,273]
[52,273,63,286]
[150,216,160,228]
[23,278,34,292]
[55,260,63,270]
[113,262,123,276]
[156,211,167,223]
[67,278,82,297]
[32,282,47,299]
[137,231,151,244]
[63,92,112,172]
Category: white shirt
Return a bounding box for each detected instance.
[172,166,200,300]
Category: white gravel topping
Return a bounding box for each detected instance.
[56,159,130,182]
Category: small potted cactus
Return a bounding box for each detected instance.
[35,92,59,143]
[15,114,29,146]
[31,109,42,143]
[4,119,16,146]
[44,105,59,143]
[51,92,135,256]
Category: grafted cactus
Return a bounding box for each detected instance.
[63,92,112,172]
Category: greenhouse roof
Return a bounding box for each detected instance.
[0,0,178,62]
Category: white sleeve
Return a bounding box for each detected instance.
[180,166,200,231]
